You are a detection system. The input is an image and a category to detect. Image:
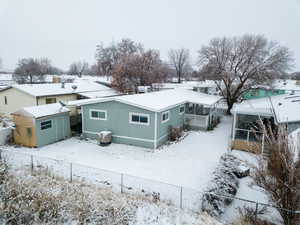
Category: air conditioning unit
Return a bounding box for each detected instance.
[97,131,112,146]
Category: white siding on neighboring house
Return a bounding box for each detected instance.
[37,94,77,105]
[0,89,79,117]
[0,88,36,116]
[37,94,78,116]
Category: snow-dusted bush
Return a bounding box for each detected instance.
[201,153,248,217]
[230,206,274,225]
[0,160,224,225]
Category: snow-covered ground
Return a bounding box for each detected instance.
[222,150,282,224]
[1,116,232,212]
[5,116,232,189]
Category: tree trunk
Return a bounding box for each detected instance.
[226,100,234,115]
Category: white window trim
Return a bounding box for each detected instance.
[179,105,185,115]
[161,111,170,123]
[129,112,150,126]
[90,109,107,120]
[40,119,52,130]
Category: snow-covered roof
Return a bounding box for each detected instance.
[44,74,112,85]
[78,90,120,98]
[233,94,300,123]
[0,73,13,81]
[152,80,217,90]
[7,81,115,97]
[68,89,222,112]
[12,103,70,118]
[273,79,300,91]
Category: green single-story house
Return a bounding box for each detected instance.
[12,103,71,147]
[243,87,286,100]
[69,89,222,149]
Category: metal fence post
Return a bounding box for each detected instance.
[180,186,183,209]
[247,130,250,143]
[121,173,124,193]
[254,202,259,221]
[30,155,34,173]
[70,163,73,183]
[0,149,2,160]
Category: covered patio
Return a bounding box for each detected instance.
[231,100,275,154]
[184,101,222,130]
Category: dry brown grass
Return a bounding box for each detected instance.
[0,161,145,225]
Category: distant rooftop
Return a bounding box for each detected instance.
[2,81,117,97]
[152,80,217,90]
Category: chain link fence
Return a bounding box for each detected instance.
[1,148,299,223]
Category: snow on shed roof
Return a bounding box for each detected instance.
[10,81,114,97]
[234,94,300,123]
[68,89,222,112]
[12,103,70,118]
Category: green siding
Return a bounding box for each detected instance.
[82,101,185,149]
[36,113,71,147]
[243,89,286,100]
[157,105,185,141]
[82,101,156,148]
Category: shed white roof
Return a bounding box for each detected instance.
[12,103,70,118]
[68,89,222,112]
[233,94,300,123]
[10,81,115,97]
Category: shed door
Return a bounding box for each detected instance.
[56,117,65,141]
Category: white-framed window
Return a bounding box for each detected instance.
[179,105,185,114]
[90,109,107,120]
[41,120,52,130]
[162,111,170,123]
[129,112,150,125]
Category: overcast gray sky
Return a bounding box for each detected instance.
[1,0,300,72]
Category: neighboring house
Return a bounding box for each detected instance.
[69,89,222,149]
[0,81,119,116]
[274,79,300,93]
[243,86,286,100]
[0,73,15,87]
[231,94,300,153]
[11,103,71,147]
[137,86,152,93]
[152,80,220,96]
[243,80,300,100]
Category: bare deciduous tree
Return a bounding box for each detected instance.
[168,48,190,83]
[13,58,54,84]
[68,61,89,77]
[253,123,300,225]
[95,39,143,76]
[112,49,168,93]
[197,34,293,114]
